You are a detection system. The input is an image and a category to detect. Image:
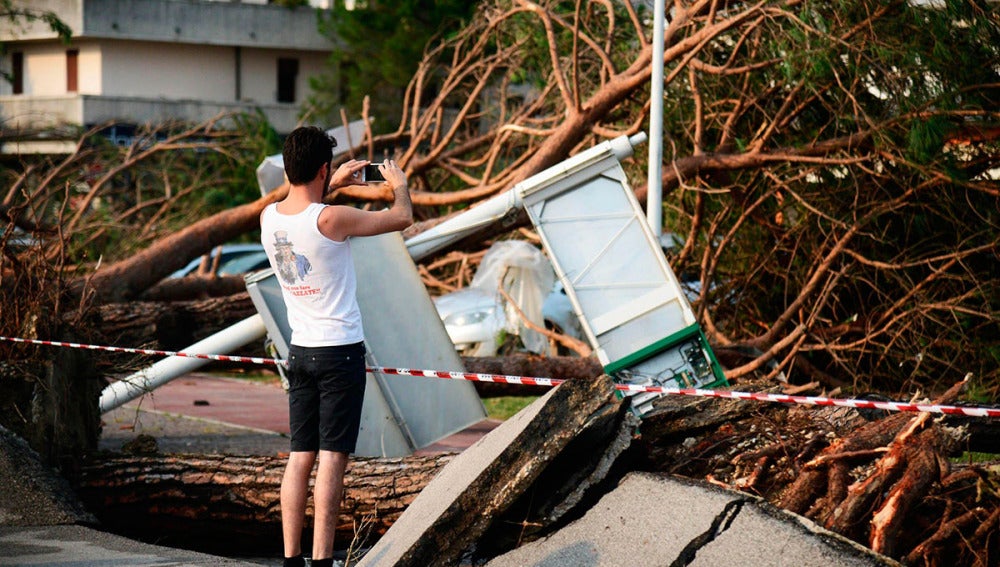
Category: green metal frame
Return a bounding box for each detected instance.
[603,323,727,388]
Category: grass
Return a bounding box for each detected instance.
[952,451,1000,465]
[482,396,539,420]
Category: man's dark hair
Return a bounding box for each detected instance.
[283,126,337,185]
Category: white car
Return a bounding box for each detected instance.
[432,288,508,356]
[431,240,585,356]
[432,282,583,357]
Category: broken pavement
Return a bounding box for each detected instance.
[485,472,896,567]
[358,375,902,567]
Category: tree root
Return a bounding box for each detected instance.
[653,379,998,567]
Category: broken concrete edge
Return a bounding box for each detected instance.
[418,373,619,566]
[666,473,904,566]
[480,470,904,567]
[546,403,640,522]
[468,394,639,562]
[0,524,251,566]
[358,373,621,567]
[0,425,99,527]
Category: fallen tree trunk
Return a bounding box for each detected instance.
[140,274,248,302]
[650,379,999,567]
[463,354,603,397]
[77,452,454,556]
[77,378,998,566]
[92,292,259,351]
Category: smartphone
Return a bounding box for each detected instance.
[362,162,385,183]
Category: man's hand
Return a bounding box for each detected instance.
[376,159,408,190]
[318,159,413,240]
[329,159,369,190]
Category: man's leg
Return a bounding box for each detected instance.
[312,450,350,561]
[281,450,317,561]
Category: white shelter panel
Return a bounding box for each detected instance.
[351,232,487,454]
[519,159,696,367]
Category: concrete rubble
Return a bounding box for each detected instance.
[485,472,898,567]
[359,376,899,567]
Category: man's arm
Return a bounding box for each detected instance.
[318,160,413,242]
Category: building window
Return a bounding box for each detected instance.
[66,49,79,93]
[277,58,298,103]
[234,46,242,101]
[12,52,24,94]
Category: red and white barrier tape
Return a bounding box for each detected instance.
[0,336,280,366]
[378,367,1000,418]
[3,336,998,419]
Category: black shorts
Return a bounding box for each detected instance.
[286,342,367,454]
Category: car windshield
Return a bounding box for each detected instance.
[218,251,270,275]
[170,244,264,278]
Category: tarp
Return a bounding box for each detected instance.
[470,241,555,355]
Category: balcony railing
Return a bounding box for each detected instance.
[0,94,303,135]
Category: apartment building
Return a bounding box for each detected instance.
[0,0,336,153]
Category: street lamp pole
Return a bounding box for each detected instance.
[646,0,666,237]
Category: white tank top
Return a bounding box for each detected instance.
[260,202,364,347]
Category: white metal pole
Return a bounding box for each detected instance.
[403,189,524,262]
[646,0,666,237]
[98,314,268,413]
[404,134,645,262]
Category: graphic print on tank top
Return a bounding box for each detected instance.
[272,230,315,295]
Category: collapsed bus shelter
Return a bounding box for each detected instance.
[98,132,726,458]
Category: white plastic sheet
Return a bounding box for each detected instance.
[471,241,555,355]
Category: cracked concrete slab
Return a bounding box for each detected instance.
[357,374,628,567]
[485,472,900,567]
[470,400,640,561]
[354,375,900,567]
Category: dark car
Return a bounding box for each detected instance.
[170,244,269,278]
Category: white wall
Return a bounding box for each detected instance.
[101,40,234,101]
[23,44,67,95]
[241,47,329,105]
[0,40,101,96]
[77,41,101,94]
[93,40,328,105]
[0,35,333,132]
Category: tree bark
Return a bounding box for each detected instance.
[93,292,259,350]
[780,412,912,516]
[140,275,249,302]
[463,354,603,397]
[77,452,454,555]
[75,188,287,304]
[869,427,954,557]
